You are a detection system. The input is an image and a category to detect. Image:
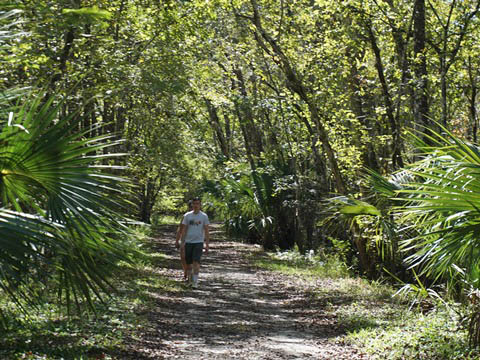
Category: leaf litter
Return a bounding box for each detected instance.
[117,224,370,360]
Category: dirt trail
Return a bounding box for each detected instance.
[124,224,369,359]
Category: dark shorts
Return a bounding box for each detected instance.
[185,242,203,264]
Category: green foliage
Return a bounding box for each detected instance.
[252,248,350,279]
[62,6,112,25]
[0,90,132,318]
[346,305,478,360]
[203,165,265,238]
[338,199,381,217]
[397,126,480,287]
[321,187,401,276]
[0,228,183,359]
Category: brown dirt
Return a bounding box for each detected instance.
[119,224,371,359]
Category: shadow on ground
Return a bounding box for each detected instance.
[117,224,371,360]
[0,224,374,360]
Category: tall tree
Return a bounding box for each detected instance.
[240,0,347,194]
[413,0,430,133]
[428,0,480,126]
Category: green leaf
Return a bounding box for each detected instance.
[339,200,381,216]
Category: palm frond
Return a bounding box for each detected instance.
[0,91,132,315]
[396,125,480,286]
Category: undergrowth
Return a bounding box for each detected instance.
[344,305,478,359]
[0,226,184,360]
[251,248,350,279]
[253,248,480,360]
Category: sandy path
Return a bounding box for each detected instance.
[122,224,369,359]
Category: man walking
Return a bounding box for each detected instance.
[175,197,210,288]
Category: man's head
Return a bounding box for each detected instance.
[192,197,201,213]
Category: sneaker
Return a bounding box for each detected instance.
[192,281,198,289]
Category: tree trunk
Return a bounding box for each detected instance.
[139,175,162,224]
[204,98,230,158]
[413,0,430,133]
[467,56,478,143]
[366,22,403,169]
[233,67,264,157]
[347,48,380,172]
[245,0,347,194]
[292,104,329,182]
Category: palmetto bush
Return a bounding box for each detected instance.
[203,162,280,249]
[0,8,132,322]
[0,91,132,321]
[393,127,480,346]
[320,168,415,277]
[326,125,480,286]
[204,172,266,237]
[397,128,480,287]
[323,127,480,281]
[325,126,480,345]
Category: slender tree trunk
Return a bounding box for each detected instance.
[366,22,403,168]
[384,0,414,154]
[440,63,448,127]
[233,67,264,156]
[139,174,162,223]
[348,59,380,172]
[413,0,430,132]
[115,0,126,41]
[223,108,233,156]
[49,0,82,89]
[204,98,230,158]
[467,56,478,143]
[352,225,375,277]
[292,103,328,181]
[245,0,347,194]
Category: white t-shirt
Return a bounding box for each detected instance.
[182,211,210,244]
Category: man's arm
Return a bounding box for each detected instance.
[176,223,186,248]
[204,224,210,253]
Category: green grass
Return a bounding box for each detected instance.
[250,249,350,279]
[0,228,185,360]
[343,304,479,360]
[252,248,480,360]
[153,215,180,226]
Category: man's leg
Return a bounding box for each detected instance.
[191,243,204,288]
[180,244,188,279]
[192,261,200,276]
[185,243,194,285]
[187,264,193,283]
[192,262,200,287]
